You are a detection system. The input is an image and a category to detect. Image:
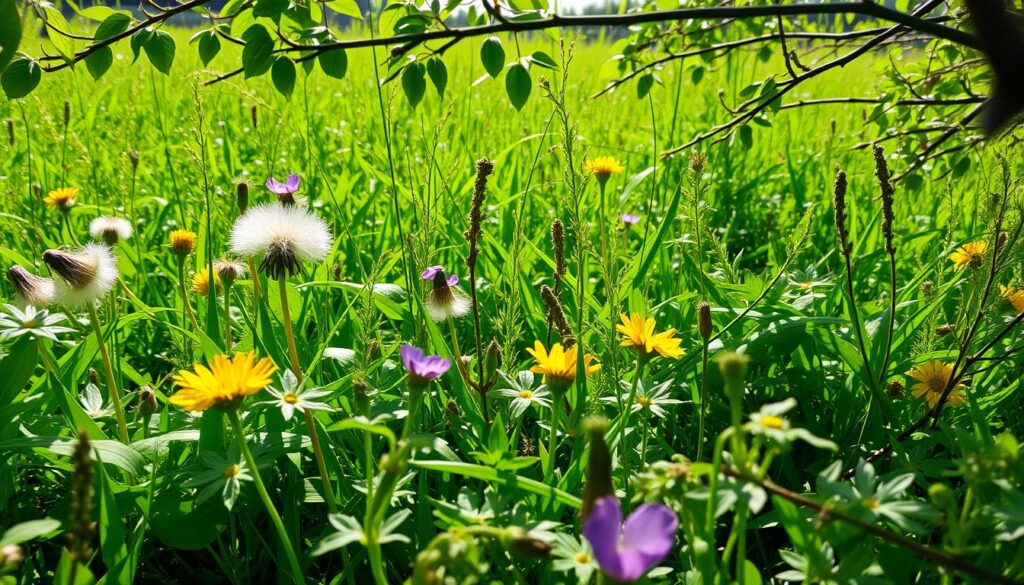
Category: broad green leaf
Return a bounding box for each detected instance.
[401,61,426,109]
[79,6,129,21]
[271,57,296,97]
[0,518,61,546]
[505,61,531,111]
[144,30,176,75]
[426,57,447,98]
[42,6,74,59]
[241,24,274,78]
[318,48,348,79]
[0,53,40,99]
[196,30,221,66]
[85,47,113,80]
[0,437,146,478]
[529,50,557,69]
[326,0,362,19]
[636,72,654,99]
[411,460,581,508]
[0,0,23,72]
[0,337,36,407]
[480,36,504,78]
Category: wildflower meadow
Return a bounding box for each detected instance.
[1,0,1023,583]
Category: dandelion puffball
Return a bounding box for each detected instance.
[6,265,56,307]
[89,216,133,245]
[229,202,332,279]
[421,266,471,322]
[42,244,119,306]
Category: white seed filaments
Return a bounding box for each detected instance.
[42,244,119,306]
[88,216,133,245]
[229,202,332,279]
[6,265,57,307]
[425,270,471,322]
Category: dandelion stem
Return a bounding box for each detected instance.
[545,387,562,485]
[223,282,233,351]
[87,303,128,444]
[226,409,305,583]
[696,341,710,462]
[277,276,339,514]
[177,258,200,333]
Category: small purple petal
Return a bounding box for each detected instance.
[286,174,301,191]
[584,496,678,582]
[266,175,300,195]
[447,274,459,286]
[620,213,641,225]
[583,497,626,579]
[421,265,445,280]
[400,344,425,373]
[400,344,451,383]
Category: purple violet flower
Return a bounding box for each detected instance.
[266,174,301,195]
[400,344,451,386]
[620,213,641,226]
[582,496,679,582]
[421,265,458,286]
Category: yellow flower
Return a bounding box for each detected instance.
[949,241,987,270]
[43,187,78,210]
[1000,284,1024,313]
[192,268,221,296]
[169,352,278,412]
[906,360,965,408]
[169,230,198,257]
[616,313,684,360]
[526,341,599,387]
[584,156,624,178]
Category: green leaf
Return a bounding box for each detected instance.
[318,48,348,79]
[0,518,61,546]
[129,28,152,63]
[529,50,557,70]
[0,53,41,99]
[0,437,146,478]
[85,47,113,80]
[426,57,447,98]
[241,24,274,79]
[411,460,581,508]
[144,30,175,75]
[271,57,296,98]
[252,0,288,18]
[739,124,753,149]
[151,488,226,550]
[42,6,74,59]
[480,36,504,78]
[0,0,23,73]
[0,337,37,406]
[196,30,221,66]
[326,0,363,19]
[93,13,133,39]
[401,61,426,109]
[95,456,128,580]
[636,72,654,99]
[79,6,130,21]
[505,62,531,110]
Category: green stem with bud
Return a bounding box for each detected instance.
[226,409,305,583]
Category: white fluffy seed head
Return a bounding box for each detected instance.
[425,287,472,322]
[43,244,119,306]
[229,202,332,278]
[6,265,56,307]
[88,216,133,244]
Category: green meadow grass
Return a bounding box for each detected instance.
[0,21,1022,585]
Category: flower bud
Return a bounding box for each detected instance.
[236,181,249,214]
[581,417,613,523]
[697,301,712,341]
[921,280,934,296]
[129,150,140,171]
[501,527,552,559]
[935,323,954,337]
[483,340,501,386]
[928,483,956,513]
[214,259,247,288]
[352,378,372,416]
[6,119,14,146]
[1,543,24,567]
[89,368,99,386]
[885,380,904,398]
[250,105,258,130]
[7,265,56,307]
[63,100,71,128]
[139,386,158,417]
[168,230,198,257]
[718,352,749,387]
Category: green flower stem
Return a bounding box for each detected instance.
[544,386,563,485]
[277,276,339,515]
[445,317,473,388]
[696,341,710,462]
[724,377,746,468]
[223,282,233,351]
[247,257,262,303]
[617,357,648,492]
[176,257,200,332]
[226,409,305,584]
[87,303,128,444]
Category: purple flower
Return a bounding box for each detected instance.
[620,213,641,226]
[400,344,451,385]
[266,174,300,195]
[582,496,678,582]
[420,265,459,286]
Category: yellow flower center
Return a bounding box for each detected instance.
[574,552,591,564]
[472,515,487,524]
[518,389,534,399]
[864,497,879,510]
[637,396,652,406]
[224,464,241,478]
[760,415,785,429]
[283,393,299,404]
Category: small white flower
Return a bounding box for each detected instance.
[258,370,333,421]
[495,370,551,418]
[604,378,684,419]
[229,202,332,279]
[746,398,837,451]
[79,382,114,419]
[6,265,56,307]
[185,447,252,510]
[42,244,119,306]
[0,304,76,341]
[88,216,133,244]
[323,347,357,366]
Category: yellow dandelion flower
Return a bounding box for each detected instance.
[43,187,78,210]
[949,241,987,270]
[526,341,599,387]
[906,360,965,408]
[616,313,685,360]
[584,156,624,178]
[192,269,221,296]
[169,351,278,412]
[999,284,1024,313]
[169,230,198,257]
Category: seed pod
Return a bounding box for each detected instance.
[550,219,565,285]
[873,146,896,255]
[501,527,552,559]
[936,323,954,337]
[6,119,14,146]
[697,301,712,341]
[483,340,501,387]
[251,105,258,129]
[352,378,372,416]
[540,285,574,346]
[89,368,99,386]
[139,386,158,417]
[236,181,249,214]
[69,430,93,564]
[886,380,904,398]
[921,280,934,296]
[833,169,850,254]
[689,152,707,173]
[580,417,613,523]
[129,150,140,171]
[63,100,71,127]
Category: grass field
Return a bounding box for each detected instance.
[1,17,1023,585]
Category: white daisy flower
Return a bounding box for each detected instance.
[746,398,837,451]
[88,216,133,244]
[229,202,333,279]
[0,304,76,341]
[6,265,56,307]
[257,369,333,421]
[42,244,119,306]
[495,370,551,418]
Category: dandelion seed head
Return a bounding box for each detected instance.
[229,202,332,279]
[7,265,56,307]
[43,244,119,306]
[88,216,133,245]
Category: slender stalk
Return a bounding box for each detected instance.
[545,387,562,485]
[696,341,710,462]
[223,282,233,351]
[87,304,128,444]
[277,276,338,514]
[226,410,306,583]
[617,359,647,496]
[177,257,200,332]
